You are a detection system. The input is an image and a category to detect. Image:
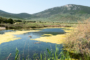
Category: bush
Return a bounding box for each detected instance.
[64,19,90,56]
[8,18,14,24]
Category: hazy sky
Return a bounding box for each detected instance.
[0,0,90,14]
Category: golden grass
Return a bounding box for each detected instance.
[0,30,39,44]
[64,19,90,56]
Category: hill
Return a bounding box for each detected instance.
[0,10,31,19]
[0,4,90,22]
[30,4,90,22]
[33,4,90,18]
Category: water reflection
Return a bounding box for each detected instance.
[39,28,65,33]
[0,28,64,60]
[0,30,13,34]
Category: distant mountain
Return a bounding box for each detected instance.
[0,4,90,22]
[33,4,90,18]
[0,10,31,19]
[30,4,90,22]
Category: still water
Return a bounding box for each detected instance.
[0,28,65,60]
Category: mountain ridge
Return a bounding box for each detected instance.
[0,10,31,19]
[0,4,90,22]
[33,4,90,17]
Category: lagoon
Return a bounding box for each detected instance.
[0,28,67,60]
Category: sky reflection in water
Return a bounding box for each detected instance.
[0,28,64,60]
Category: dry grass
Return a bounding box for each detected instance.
[64,18,90,56]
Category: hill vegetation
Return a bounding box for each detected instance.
[0,4,90,22]
[0,10,31,19]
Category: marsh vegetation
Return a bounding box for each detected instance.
[1,18,90,60]
[0,16,90,60]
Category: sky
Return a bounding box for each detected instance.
[0,0,90,14]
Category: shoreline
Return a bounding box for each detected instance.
[31,27,75,44]
[0,30,39,44]
[0,27,73,44]
[0,27,6,30]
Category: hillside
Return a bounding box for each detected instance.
[0,4,90,22]
[0,10,31,19]
[30,4,90,22]
[33,4,90,18]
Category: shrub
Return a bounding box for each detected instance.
[64,19,90,56]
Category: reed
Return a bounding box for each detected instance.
[15,46,73,60]
[63,18,90,59]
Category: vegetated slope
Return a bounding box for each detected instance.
[30,4,90,22]
[33,4,90,17]
[0,10,31,19]
[0,4,90,22]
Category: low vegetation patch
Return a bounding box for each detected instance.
[64,19,90,57]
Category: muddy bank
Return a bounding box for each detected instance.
[44,25,71,27]
[0,24,71,30]
[0,27,6,30]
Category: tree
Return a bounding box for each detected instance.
[8,18,14,24]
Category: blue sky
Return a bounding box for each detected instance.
[0,0,90,14]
